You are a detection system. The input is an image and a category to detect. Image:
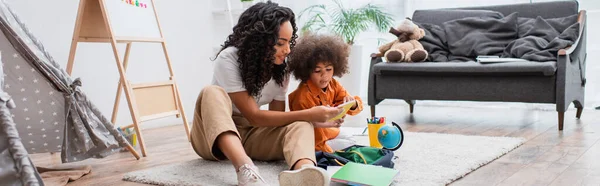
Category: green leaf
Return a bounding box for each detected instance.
[297,4,326,20]
[301,15,327,33]
[297,0,395,45]
[361,4,394,32]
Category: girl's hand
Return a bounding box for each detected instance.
[309,105,343,122]
[343,95,357,109]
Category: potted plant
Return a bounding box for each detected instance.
[298,0,394,96]
[298,0,394,45]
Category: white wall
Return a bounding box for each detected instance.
[5,0,215,129]
[5,0,597,130]
[574,0,600,109]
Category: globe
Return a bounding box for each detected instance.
[377,125,403,150]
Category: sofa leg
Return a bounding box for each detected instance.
[574,100,583,119]
[558,112,564,130]
[370,105,375,117]
[576,107,583,119]
[404,100,415,114]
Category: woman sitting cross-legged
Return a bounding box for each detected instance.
[189,1,343,186]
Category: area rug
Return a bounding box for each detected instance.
[123,128,525,186]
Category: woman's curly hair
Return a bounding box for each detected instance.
[215,1,298,97]
[287,32,350,82]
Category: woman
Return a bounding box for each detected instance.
[190,1,343,186]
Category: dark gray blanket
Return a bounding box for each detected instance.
[416,12,579,62]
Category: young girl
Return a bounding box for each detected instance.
[287,32,364,153]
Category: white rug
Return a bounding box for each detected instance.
[123,128,525,186]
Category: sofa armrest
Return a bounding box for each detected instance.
[368,53,384,106]
[558,10,586,57]
[555,10,586,112]
[558,10,587,87]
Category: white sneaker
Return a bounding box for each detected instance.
[278,164,330,186]
[237,164,269,186]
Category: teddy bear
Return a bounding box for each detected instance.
[378,18,428,62]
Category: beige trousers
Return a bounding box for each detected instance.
[190,85,316,168]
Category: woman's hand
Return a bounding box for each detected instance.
[343,95,358,110]
[312,118,344,128]
[308,105,343,122]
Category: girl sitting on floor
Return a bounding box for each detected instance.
[287,32,364,153]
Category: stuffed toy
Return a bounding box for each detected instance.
[378,18,428,62]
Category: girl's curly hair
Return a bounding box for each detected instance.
[215,1,298,97]
[287,32,350,82]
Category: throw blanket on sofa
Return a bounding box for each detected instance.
[416,12,579,62]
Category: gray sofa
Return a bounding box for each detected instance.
[367,0,587,130]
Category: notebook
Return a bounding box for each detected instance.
[328,101,356,121]
[331,162,400,186]
[476,55,527,63]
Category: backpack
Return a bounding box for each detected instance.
[315,145,396,169]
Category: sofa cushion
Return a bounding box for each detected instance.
[373,61,557,76]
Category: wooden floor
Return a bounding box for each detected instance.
[30,102,600,186]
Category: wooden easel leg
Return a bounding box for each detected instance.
[110,56,148,157]
[160,41,191,141]
[66,41,79,75]
[125,143,141,160]
[110,43,143,159]
[66,0,86,75]
[117,82,147,157]
[175,82,191,141]
[130,102,147,157]
[111,43,132,124]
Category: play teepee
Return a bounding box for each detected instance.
[0,0,137,171]
[0,60,43,185]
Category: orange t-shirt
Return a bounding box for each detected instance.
[288,78,363,153]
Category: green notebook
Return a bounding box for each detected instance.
[331,162,399,186]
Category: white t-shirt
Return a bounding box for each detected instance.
[212,47,289,115]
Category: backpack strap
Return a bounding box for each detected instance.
[333,150,368,166]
